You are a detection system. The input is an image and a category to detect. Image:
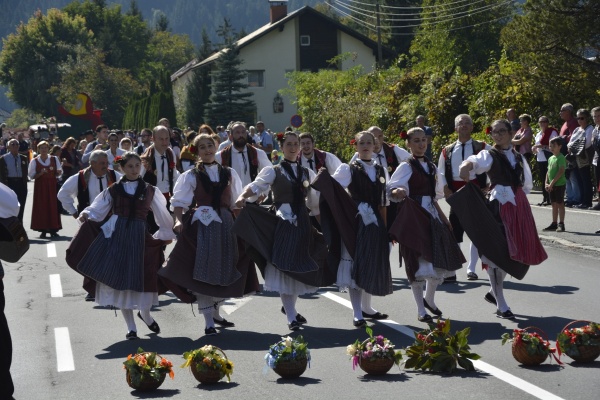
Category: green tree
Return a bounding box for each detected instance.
[185,28,213,128]
[204,19,255,126]
[3,108,42,129]
[0,9,94,116]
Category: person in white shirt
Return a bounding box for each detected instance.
[217,129,232,151]
[141,126,180,202]
[297,132,342,174]
[105,132,126,170]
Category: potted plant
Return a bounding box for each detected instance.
[556,320,600,363]
[347,326,402,375]
[501,327,561,365]
[265,335,311,379]
[123,348,174,391]
[181,345,233,384]
[404,319,481,372]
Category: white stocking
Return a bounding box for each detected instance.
[121,309,136,332]
[349,288,364,321]
[280,294,298,324]
[467,243,479,274]
[211,298,225,320]
[486,266,510,312]
[197,294,215,329]
[360,291,377,315]
[411,281,427,317]
[424,277,441,310]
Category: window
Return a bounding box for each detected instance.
[247,70,265,87]
[300,35,310,46]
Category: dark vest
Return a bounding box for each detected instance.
[347,161,387,209]
[76,168,117,214]
[407,158,437,198]
[271,164,309,206]
[487,148,524,188]
[443,140,487,190]
[381,142,400,173]
[0,153,28,184]
[192,164,232,211]
[141,146,175,194]
[298,148,327,171]
[110,183,154,220]
[220,144,259,181]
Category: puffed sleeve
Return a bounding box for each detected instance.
[28,158,37,179]
[150,187,177,240]
[256,148,272,172]
[331,163,351,188]
[465,150,493,175]
[325,152,343,173]
[80,189,113,221]
[437,151,448,187]
[386,162,412,201]
[53,156,63,175]
[170,169,196,212]
[229,168,243,209]
[522,157,533,194]
[248,165,275,194]
[394,146,411,163]
[349,152,359,164]
[57,173,79,215]
[435,167,444,200]
[305,168,320,215]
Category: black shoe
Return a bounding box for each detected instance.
[484,292,497,305]
[281,306,307,324]
[40,232,47,239]
[542,223,558,231]
[467,272,478,280]
[596,229,600,234]
[361,311,389,320]
[288,320,301,331]
[574,203,591,209]
[50,232,59,238]
[353,319,367,327]
[84,293,95,302]
[126,331,138,340]
[204,327,218,336]
[423,299,442,316]
[443,275,457,283]
[418,314,433,323]
[137,311,160,333]
[214,317,235,328]
[496,309,515,319]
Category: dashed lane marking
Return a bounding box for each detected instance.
[55,327,75,372]
[46,243,57,258]
[321,292,565,400]
[49,274,63,298]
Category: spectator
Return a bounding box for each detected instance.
[532,116,558,206]
[590,106,600,213]
[559,103,581,206]
[543,137,567,232]
[0,139,28,221]
[135,128,152,155]
[81,125,109,164]
[256,121,273,158]
[105,132,126,170]
[119,137,133,151]
[60,137,80,180]
[567,109,594,208]
[506,108,521,134]
[512,114,533,162]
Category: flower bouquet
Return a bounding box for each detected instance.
[556,320,600,363]
[181,345,233,384]
[404,319,481,373]
[123,348,174,391]
[347,326,402,375]
[501,327,561,366]
[265,335,310,379]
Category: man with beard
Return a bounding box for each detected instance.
[216,121,271,188]
[297,132,342,174]
[135,128,153,155]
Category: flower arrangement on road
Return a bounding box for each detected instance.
[556,321,600,362]
[404,319,481,373]
[181,345,233,383]
[346,326,402,372]
[265,335,311,369]
[123,348,174,390]
[502,327,561,365]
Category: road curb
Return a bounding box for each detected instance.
[539,234,600,254]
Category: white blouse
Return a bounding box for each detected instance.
[247,163,320,216]
[464,147,533,205]
[170,165,243,213]
[81,180,176,241]
[387,160,444,218]
[28,156,62,179]
[533,129,558,162]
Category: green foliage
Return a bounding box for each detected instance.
[3,109,43,129]
[501,328,553,357]
[347,326,403,366]
[123,348,174,387]
[265,335,311,369]
[181,345,233,382]
[556,322,600,359]
[403,319,481,373]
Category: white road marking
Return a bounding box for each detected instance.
[221,297,253,315]
[46,243,57,258]
[49,274,63,298]
[54,327,75,372]
[321,292,565,400]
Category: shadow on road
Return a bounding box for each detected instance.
[129,388,180,398]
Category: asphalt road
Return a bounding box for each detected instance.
[4,182,600,400]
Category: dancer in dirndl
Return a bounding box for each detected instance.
[76,152,175,340]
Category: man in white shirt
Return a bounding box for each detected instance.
[298,132,342,174]
[216,121,271,188]
[438,114,491,283]
[141,126,180,202]
[218,128,232,151]
[256,121,273,159]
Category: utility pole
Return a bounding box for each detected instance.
[376,1,382,68]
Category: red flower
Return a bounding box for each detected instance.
[189,145,197,154]
[169,162,176,169]
[387,156,393,164]
[113,156,122,163]
[350,139,356,145]
[399,131,408,139]
[485,126,492,135]
[276,133,284,141]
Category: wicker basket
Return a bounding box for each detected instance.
[189,347,228,384]
[273,358,308,379]
[358,356,394,375]
[558,320,600,363]
[126,370,166,391]
[511,327,549,366]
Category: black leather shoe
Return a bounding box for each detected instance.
[496,310,515,319]
[288,320,301,331]
[40,232,47,239]
[484,292,497,306]
[84,293,95,302]
[423,299,442,316]
[126,331,138,340]
[353,319,367,327]
[443,275,457,283]
[418,314,433,323]
[361,311,389,320]
[214,318,235,328]
[204,327,218,336]
[467,272,478,280]
[50,232,59,238]
[281,306,307,324]
[137,311,160,333]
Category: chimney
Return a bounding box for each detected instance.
[269,0,288,24]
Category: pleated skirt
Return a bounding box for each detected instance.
[271,209,319,274]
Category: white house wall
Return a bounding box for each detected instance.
[339,32,377,73]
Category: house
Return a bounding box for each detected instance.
[171,1,394,131]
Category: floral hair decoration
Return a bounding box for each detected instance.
[400,131,408,139]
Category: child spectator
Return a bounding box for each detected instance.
[544,137,567,232]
